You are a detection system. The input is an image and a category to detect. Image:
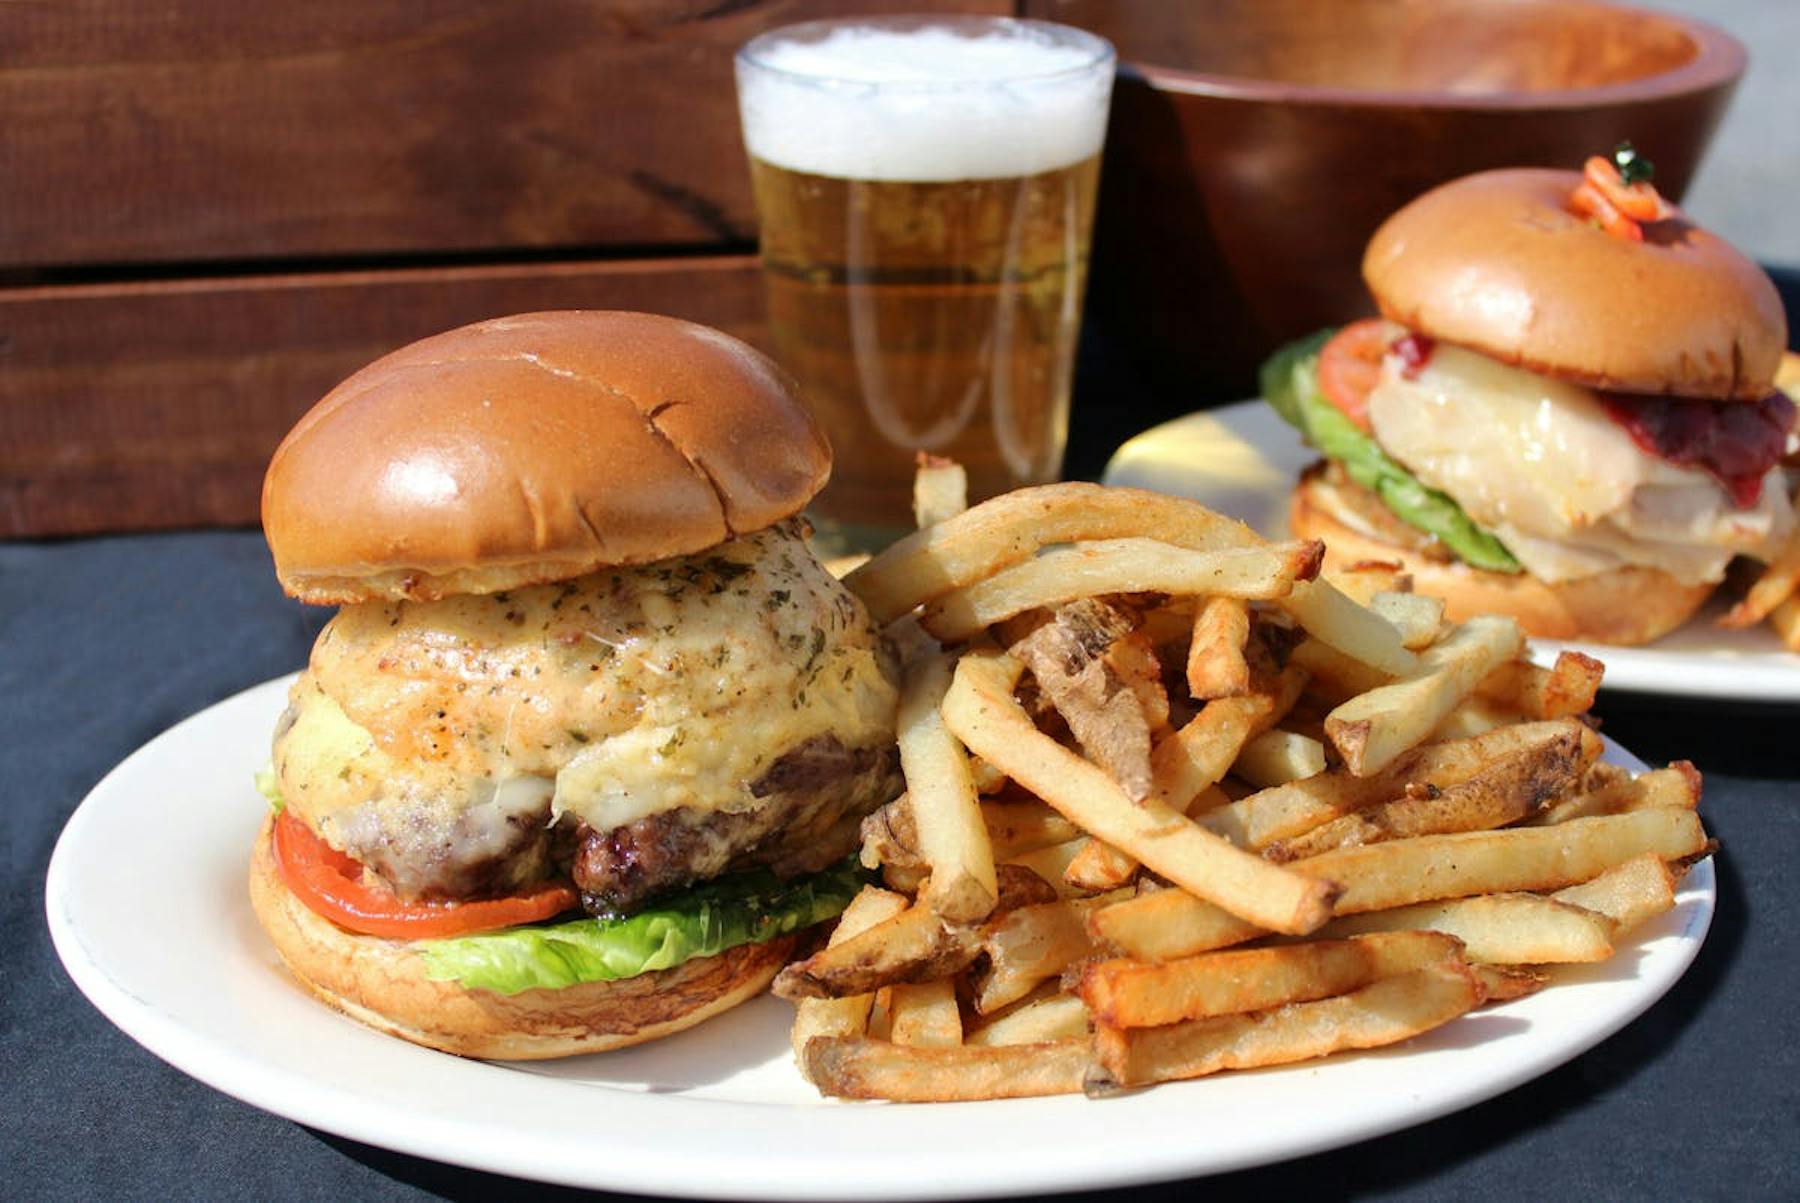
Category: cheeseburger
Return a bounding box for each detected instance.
[1262,150,1794,645]
[250,311,901,1058]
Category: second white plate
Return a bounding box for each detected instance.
[1103,400,1800,700]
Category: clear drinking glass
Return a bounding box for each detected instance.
[736,16,1115,553]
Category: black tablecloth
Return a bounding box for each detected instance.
[7,527,1799,1201]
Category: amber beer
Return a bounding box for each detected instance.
[737,18,1114,550]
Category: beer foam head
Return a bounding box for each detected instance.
[737,19,1113,182]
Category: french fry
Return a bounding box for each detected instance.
[1289,636,1393,702]
[1551,852,1681,933]
[1087,884,1265,961]
[1476,650,1605,719]
[1078,931,1464,1028]
[772,892,983,1000]
[1326,616,1524,776]
[1472,964,1550,1004]
[922,538,1324,644]
[1088,964,1480,1092]
[1265,719,1598,861]
[897,652,998,922]
[844,482,1264,624]
[1428,696,1522,741]
[1770,592,1800,651]
[945,650,1339,936]
[1280,577,1419,677]
[1371,591,1445,650]
[887,978,963,1048]
[1187,596,1252,699]
[968,991,1091,1047]
[1315,894,1615,964]
[804,1036,1090,1101]
[1326,560,1411,605]
[1233,730,1327,788]
[1002,838,1089,899]
[1150,666,1307,809]
[1721,525,1800,628]
[1011,602,1160,799]
[1530,762,1701,826]
[980,794,1083,857]
[912,454,968,530]
[789,886,911,1068]
[972,893,1120,1014]
[1064,785,1229,893]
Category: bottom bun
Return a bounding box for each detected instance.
[249,816,796,1059]
[1289,474,1713,646]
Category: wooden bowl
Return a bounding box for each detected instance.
[1040,0,1746,404]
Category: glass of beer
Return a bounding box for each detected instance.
[736,17,1114,552]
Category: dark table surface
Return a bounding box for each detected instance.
[10,270,1800,1200]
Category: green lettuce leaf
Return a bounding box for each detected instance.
[416,856,869,996]
[255,762,285,812]
[1261,331,1521,574]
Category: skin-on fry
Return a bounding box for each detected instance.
[1279,577,1419,677]
[887,978,963,1048]
[944,651,1339,936]
[897,652,998,922]
[1326,616,1525,776]
[772,891,982,1000]
[1326,560,1411,606]
[1187,596,1252,699]
[1371,591,1445,650]
[1265,719,1598,861]
[789,886,911,1067]
[968,991,1091,1047]
[972,892,1122,1014]
[1551,852,1680,933]
[922,538,1324,643]
[844,482,1264,624]
[1077,930,1463,1028]
[1088,963,1480,1092]
[1472,963,1550,1004]
[981,794,1083,857]
[1476,650,1605,719]
[1001,838,1089,900]
[803,1036,1090,1101]
[912,453,968,530]
[1314,893,1615,964]
[1530,761,1701,826]
[1097,808,1706,962]
[1233,730,1327,789]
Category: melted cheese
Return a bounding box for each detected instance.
[1368,344,1792,584]
[274,521,899,855]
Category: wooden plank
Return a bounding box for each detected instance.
[0,0,1006,268]
[0,255,767,537]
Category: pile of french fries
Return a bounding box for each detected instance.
[777,470,1713,1102]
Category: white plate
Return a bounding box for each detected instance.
[48,674,1712,1199]
[1103,400,1800,700]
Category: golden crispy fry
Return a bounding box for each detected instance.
[773,892,982,1000]
[1326,616,1524,776]
[887,978,963,1048]
[968,991,1092,1047]
[973,892,1121,1014]
[804,1036,1090,1101]
[1078,931,1463,1028]
[1200,720,1581,852]
[1233,730,1327,789]
[1721,521,1800,628]
[1187,597,1252,699]
[922,538,1324,644]
[843,482,1263,624]
[1326,561,1411,606]
[1064,785,1230,893]
[1280,577,1419,677]
[981,794,1083,857]
[1086,884,1265,961]
[897,652,998,923]
[1289,637,1393,702]
[1476,650,1605,719]
[1771,592,1800,651]
[1088,964,1480,1092]
[1316,893,1615,964]
[789,886,911,1068]
[1371,591,1445,650]
[944,650,1339,936]
[1266,720,1598,861]
[1150,666,1307,810]
[1551,852,1681,933]
[1428,696,1522,741]
[912,454,968,530]
[1471,963,1550,1004]
[1530,760,1701,826]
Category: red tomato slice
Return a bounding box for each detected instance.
[272,810,578,939]
[1316,319,1389,432]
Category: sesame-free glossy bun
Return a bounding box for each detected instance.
[262,312,831,604]
[1289,473,1712,647]
[248,817,796,1060]
[1364,169,1786,400]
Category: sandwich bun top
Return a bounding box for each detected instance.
[1364,168,1786,401]
[263,311,831,605]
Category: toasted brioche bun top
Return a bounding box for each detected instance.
[1364,168,1786,401]
[263,311,831,604]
